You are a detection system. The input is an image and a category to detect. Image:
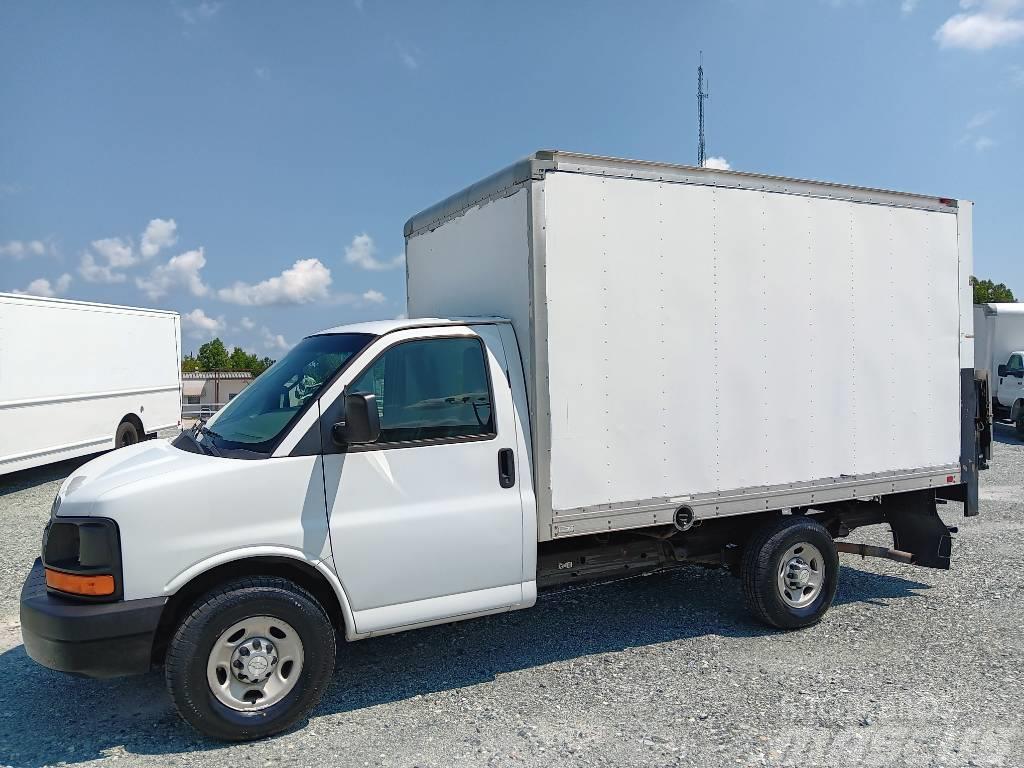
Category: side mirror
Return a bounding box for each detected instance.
[998,364,1007,378]
[331,392,380,445]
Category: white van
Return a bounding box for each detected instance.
[974,302,1024,435]
[0,293,181,474]
[20,152,987,741]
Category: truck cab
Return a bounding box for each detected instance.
[995,351,1024,434]
[21,317,537,741]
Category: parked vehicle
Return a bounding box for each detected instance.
[20,151,988,741]
[0,293,181,475]
[974,302,1024,435]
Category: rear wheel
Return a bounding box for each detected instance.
[741,516,839,629]
[115,419,140,448]
[165,577,336,741]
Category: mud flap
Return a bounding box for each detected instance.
[881,490,952,570]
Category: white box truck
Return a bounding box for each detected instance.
[19,152,988,741]
[0,293,182,475]
[974,302,1024,435]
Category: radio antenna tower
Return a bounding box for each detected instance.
[697,52,709,167]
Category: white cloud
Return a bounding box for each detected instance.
[901,0,920,14]
[397,43,419,70]
[240,316,255,330]
[12,273,72,298]
[967,109,997,129]
[181,308,226,339]
[79,236,137,283]
[217,258,331,306]
[140,218,178,259]
[936,1,1024,50]
[975,135,996,151]
[176,1,222,24]
[344,233,404,271]
[91,237,136,268]
[261,326,292,353]
[254,66,271,80]
[79,252,127,283]
[703,156,732,170]
[136,248,210,300]
[0,240,48,259]
[1011,64,1024,84]
[362,289,386,304]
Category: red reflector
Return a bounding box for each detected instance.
[946,475,955,483]
[938,198,957,207]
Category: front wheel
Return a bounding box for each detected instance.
[741,516,839,630]
[1016,413,1024,438]
[165,577,336,741]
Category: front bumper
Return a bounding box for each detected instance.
[19,558,167,678]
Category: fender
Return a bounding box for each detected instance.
[163,545,360,641]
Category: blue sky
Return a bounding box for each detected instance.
[2,0,1022,356]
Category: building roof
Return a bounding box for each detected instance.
[181,371,253,379]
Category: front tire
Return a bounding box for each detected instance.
[1016,412,1024,438]
[165,577,336,741]
[741,516,839,630]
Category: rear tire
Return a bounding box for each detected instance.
[165,577,336,741]
[741,516,838,630]
[115,420,140,448]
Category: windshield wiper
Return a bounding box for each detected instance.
[192,423,223,456]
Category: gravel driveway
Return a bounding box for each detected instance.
[1,429,1021,767]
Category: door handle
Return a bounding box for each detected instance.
[498,448,515,488]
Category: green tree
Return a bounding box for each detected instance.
[197,338,230,371]
[181,353,199,373]
[228,346,252,372]
[971,276,1015,304]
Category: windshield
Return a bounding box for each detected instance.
[200,333,374,454]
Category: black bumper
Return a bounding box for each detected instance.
[19,559,167,678]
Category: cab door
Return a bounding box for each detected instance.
[321,325,527,635]
[997,353,1024,407]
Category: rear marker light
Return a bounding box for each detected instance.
[45,568,115,597]
[947,475,955,483]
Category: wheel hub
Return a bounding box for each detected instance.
[776,541,825,609]
[784,558,811,590]
[230,637,278,683]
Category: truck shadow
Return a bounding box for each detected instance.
[0,563,929,766]
[0,455,98,498]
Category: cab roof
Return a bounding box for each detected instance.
[310,316,511,338]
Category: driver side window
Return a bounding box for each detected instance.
[349,336,495,445]
[1009,354,1024,374]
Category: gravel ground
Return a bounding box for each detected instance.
[0,428,1021,767]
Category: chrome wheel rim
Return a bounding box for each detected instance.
[777,542,825,609]
[206,616,304,711]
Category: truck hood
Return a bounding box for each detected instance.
[57,439,216,515]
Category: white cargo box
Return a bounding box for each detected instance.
[405,151,973,541]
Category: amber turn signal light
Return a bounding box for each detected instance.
[45,568,115,597]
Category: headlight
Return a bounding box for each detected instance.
[42,517,122,600]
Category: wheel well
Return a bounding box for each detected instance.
[118,412,145,436]
[150,557,347,665]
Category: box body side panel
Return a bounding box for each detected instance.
[542,171,961,517]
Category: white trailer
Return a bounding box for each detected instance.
[19,152,988,741]
[0,293,181,475]
[974,302,1024,433]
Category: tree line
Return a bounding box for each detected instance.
[972,276,1015,304]
[182,338,275,377]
